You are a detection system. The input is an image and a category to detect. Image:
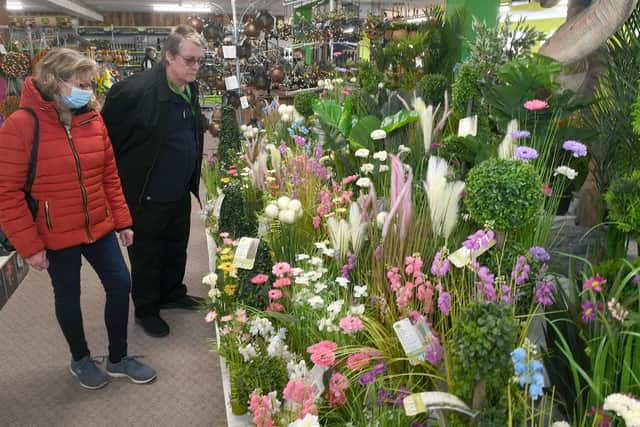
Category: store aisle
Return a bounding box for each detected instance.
[0,194,225,427]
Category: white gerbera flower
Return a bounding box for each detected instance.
[373,151,388,161]
[356,177,371,188]
[370,129,386,140]
[355,148,370,158]
[554,166,578,180]
[360,163,374,174]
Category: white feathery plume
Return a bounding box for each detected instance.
[424,156,465,239]
[414,97,434,155]
[498,119,519,160]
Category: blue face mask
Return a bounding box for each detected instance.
[61,85,93,109]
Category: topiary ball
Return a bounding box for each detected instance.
[465,158,543,231]
[293,90,318,118]
[418,73,448,107]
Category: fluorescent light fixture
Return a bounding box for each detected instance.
[152,3,211,12]
[7,1,24,10]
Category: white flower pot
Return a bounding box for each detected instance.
[215,324,253,426]
[206,229,217,273]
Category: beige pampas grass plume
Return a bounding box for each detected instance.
[424,156,465,239]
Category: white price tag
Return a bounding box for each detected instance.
[393,318,432,365]
[448,237,496,268]
[232,237,260,270]
[0,44,6,55]
[458,115,478,137]
[240,96,249,109]
[415,57,423,68]
[222,45,236,59]
[224,76,239,90]
[403,392,475,417]
[258,218,269,235]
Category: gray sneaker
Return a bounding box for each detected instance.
[106,356,157,384]
[69,356,108,390]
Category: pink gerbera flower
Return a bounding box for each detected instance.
[251,274,269,285]
[339,316,364,333]
[268,289,283,300]
[272,262,291,277]
[524,99,549,111]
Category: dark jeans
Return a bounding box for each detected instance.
[128,195,190,318]
[47,232,130,363]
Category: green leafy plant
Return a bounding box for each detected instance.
[449,302,518,426]
[451,62,483,118]
[357,61,384,93]
[219,183,258,239]
[219,105,241,167]
[604,170,640,237]
[235,240,273,309]
[467,15,545,79]
[465,159,543,231]
[544,258,640,424]
[293,90,319,118]
[417,73,448,107]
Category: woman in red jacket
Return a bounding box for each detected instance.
[0,48,156,389]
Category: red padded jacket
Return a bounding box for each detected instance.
[0,77,132,258]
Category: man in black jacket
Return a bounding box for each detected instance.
[102,25,205,338]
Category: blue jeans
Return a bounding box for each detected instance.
[47,232,130,363]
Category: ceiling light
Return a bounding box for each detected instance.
[152,3,210,12]
[7,1,24,10]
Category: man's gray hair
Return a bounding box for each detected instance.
[161,24,204,63]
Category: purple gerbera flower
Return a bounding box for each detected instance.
[562,140,588,158]
[511,130,531,139]
[514,146,539,162]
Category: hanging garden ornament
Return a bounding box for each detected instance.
[237,40,252,59]
[186,16,205,33]
[227,91,241,108]
[244,19,260,40]
[204,21,224,42]
[269,64,285,83]
[253,70,269,90]
[256,10,274,33]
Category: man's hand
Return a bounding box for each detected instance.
[118,229,134,247]
[26,250,49,271]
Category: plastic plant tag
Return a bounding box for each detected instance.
[393,318,432,365]
[224,76,239,90]
[310,364,327,397]
[232,237,260,270]
[222,45,236,59]
[415,57,423,68]
[448,237,496,268]
[0,44,6,55]
[240,96,249,109]
[403,392,475,417]
[458,115,478,137]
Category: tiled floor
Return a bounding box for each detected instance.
[0,192,225,427]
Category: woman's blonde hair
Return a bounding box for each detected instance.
[34,48,100,123]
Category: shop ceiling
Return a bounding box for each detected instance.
[12,0,442,22]
[13,0,286,21]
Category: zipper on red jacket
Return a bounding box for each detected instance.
[63,125,94,243]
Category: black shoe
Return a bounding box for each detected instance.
[135,314,169,338]
[159,294,205,311]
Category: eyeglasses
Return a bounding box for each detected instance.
[177,55,204,67]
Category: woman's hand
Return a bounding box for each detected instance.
[118,229,134,247]
[26,250,49,271]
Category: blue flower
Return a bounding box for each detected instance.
[529,360,544,372]
[511,348,526,363]
[514,361,527,376]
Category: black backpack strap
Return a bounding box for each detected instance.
[18,107,40,193]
